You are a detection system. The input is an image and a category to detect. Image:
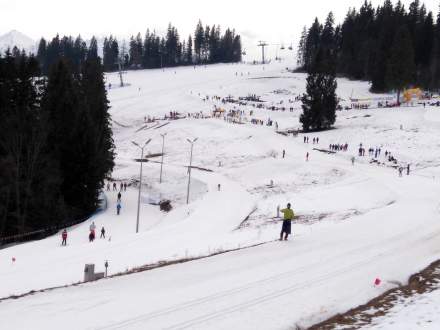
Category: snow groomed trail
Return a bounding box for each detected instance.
[1,61,440,329]
[2,149,439,330]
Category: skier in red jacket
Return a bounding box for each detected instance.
[61,229,67,246]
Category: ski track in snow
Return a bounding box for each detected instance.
[1,61,440,329]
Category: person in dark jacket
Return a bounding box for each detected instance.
[89,230,95,242]
[61,229,67,246]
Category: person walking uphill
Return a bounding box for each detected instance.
[61,229,67,246]
[280,203,294,241]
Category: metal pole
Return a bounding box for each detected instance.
[160,134,166,183]
[258,41,268,65]
[136,146,144,233]
[186,143,193,204]
[132,139,151,234]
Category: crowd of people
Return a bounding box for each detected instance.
[329,143,348,152]
[61,180,125,246]
[350,103,370,110]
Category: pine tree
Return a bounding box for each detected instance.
[43,59,85,217]
[300,49,338,132]
[232,35,242,63]
[304,18,322,72]
[186,35,193,64]
[194,20,204,64]
[203,25,210,62]
[79,58,115,211]
[209,25,219,63]
[88,37,98,60]
[297,26,307,68]
[386,25,416,104]
[37,38,47,74]
[73,36,87,73]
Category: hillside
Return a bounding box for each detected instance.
[1,60,440,329]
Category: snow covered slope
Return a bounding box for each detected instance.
[1,60,440,329]
[0,30,36,53]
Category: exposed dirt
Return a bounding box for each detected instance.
[307,260,440,330]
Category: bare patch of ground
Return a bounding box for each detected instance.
[306,260,440,330]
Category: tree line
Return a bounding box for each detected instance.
[297,0,440,96]
[36,21,243,74]
[0,46,114,239]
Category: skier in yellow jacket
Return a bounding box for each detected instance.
[280,203,294,241]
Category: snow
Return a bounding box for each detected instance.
[1,60,440,329]
[361,282,440,330]
[0,29,36,53]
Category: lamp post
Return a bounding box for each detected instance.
[186,138,198,204]
[159,133,167,183]
[132,139,152,233]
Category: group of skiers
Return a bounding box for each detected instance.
[60,222,106,246]
[106,181,124,215]
[107,181,127,192]
[330,143,349,152]
[358,144,382,158]
[303,136,319,144]
[398,164,411,177]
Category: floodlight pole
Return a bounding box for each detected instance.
[186,138,198,204]
[159,133,167,183]
[132,139,152,233]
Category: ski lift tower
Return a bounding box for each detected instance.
[258,41,268,64]
[117,60,127,87]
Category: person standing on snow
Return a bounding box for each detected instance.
[351,156,355,166]
[100,227,106,239]
[306,152,309,161]
[280,203,295,241]
[88,221,96,242]
[117,202,121,215]
[282,150,286,159]
[117,192,122,202]
[61,229,67,246]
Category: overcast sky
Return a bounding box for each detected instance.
[1,0,438,59]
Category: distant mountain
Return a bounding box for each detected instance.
[0,30,36,54]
